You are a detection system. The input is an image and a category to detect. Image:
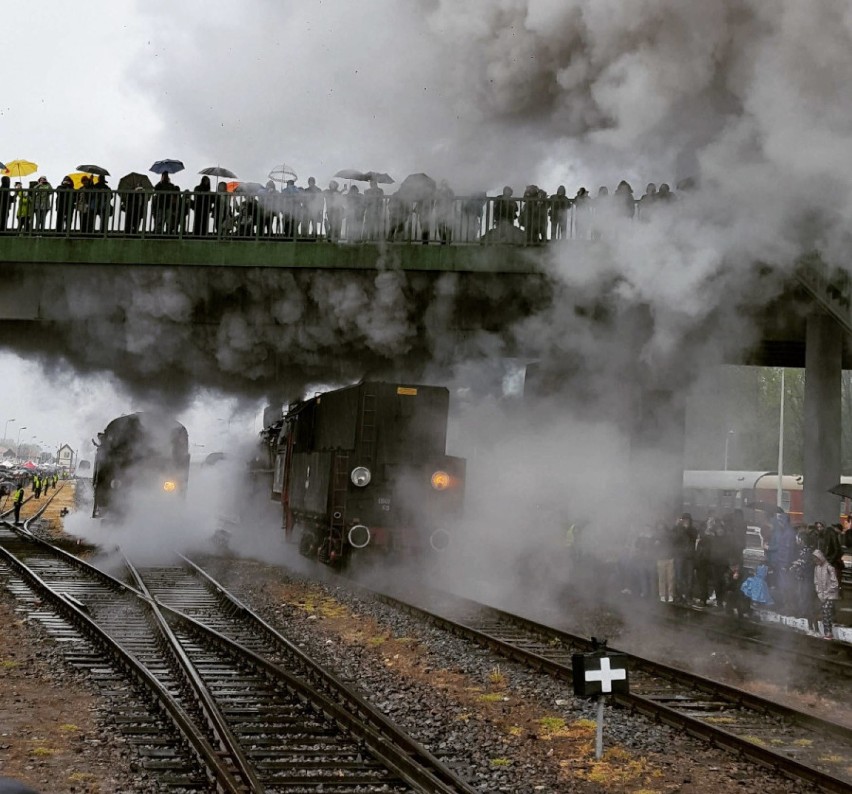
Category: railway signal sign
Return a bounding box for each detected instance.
[572,642,629,759]
[572,651,629,697]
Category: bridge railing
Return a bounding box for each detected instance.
[0,187,663,244]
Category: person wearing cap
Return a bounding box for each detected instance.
[31,176,53,231]
[813,549,840,639]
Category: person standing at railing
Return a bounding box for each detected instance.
[572,187,590,239]
[461,191,486,242]
[637,183,656,222]
[76,176,95,233]
[344,185,364,242]
[214,183,233,236]
[281,178,300,238]
[434,180,455,245]
[55,176,75,234]
[31,176,53,232]
[13,182,32,234]
[153,172,181,234]
[191,175,213,236]
[91,175,113,233]
[324,180,344,242]
[363,178,384,241]
[520,184,540,244]
[549,185,571,240]
[304,177,324,238]
[0,175,10,233]
[614,180,635,220]
[122,186,148,235]
[493,186,518,242]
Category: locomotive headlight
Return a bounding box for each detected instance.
[163,480,177,492]
[110,479,122,489]
[431,470,451,491]
[350,466,371,487]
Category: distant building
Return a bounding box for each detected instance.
[0,446,13,460]
[57,444,74,470]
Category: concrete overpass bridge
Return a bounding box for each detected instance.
[0,191,849,521]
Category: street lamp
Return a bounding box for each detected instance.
[2,418,14,445]
[16,427,27,461]
[723,430,735,471]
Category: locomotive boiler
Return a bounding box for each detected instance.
[264,381,465,566]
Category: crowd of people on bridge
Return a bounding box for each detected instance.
[624,511,849,639]
[0,170,697,243]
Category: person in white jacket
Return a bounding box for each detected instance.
[813,549,840,639]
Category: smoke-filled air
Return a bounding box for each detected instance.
[5,1,852,569]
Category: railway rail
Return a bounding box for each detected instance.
[352,582,852,793]
[652,600,852,678]
[0,522,476,793]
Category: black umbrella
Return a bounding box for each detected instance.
[77,164,110,176]
[829,483,852,499]
[334,169,394,184]
[118,172,154,191]
[334,168,367,181]
[199,166,237,179]
[365,171,394,184]
[397,172,436,199]
[150,159,185,175]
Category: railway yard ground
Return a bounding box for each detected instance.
[0,480,849,792]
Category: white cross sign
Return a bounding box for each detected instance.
[584,657,627,693]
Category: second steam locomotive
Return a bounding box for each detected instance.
[92,412,191,518]
[262,381,465,566]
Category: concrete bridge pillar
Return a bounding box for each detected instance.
[803,314,842,524]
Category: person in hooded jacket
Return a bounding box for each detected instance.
[813,521,843,586]
[790,527,819,631]
[813,549,840,639]
[741,563,773,610]
[766,512,798,613]
[191,176,213,236]
[55,176,75,234]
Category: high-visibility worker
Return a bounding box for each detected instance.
[12,485,24,524]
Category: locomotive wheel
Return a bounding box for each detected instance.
[298,529,319,559]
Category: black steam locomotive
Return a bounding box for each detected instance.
[263,381,465,566]
[92,412,190,518]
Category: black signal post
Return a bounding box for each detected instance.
[572,638,629,759]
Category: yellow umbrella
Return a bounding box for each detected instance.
[65,172,101,188]
[2,160,38,179]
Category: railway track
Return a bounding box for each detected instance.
[0,522,476,793]
[653,600,852,678]
[353,582,852,793]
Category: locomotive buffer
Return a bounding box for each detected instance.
[572,638,629,759]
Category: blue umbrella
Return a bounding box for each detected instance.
[150,159,185,175]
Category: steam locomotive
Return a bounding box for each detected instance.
[262,381,465,566]
[91,412,190,518]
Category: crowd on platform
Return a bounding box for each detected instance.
[0,172,696,242]
[625,511,850,639]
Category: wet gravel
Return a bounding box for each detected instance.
[0,517,829,792]
[212,557,816,794]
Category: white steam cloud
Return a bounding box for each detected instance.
[7,2,852,571]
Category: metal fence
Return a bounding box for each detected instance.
[0,187,666,244]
